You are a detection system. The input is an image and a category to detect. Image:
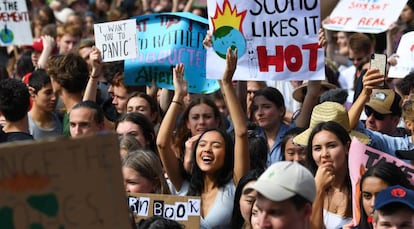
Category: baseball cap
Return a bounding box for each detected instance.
[374,185,414,211]
[252,161,316,203]
[365,89,402,116]
[31,38,44,52]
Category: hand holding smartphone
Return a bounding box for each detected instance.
[369,53,387,87]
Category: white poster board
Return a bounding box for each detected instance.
[206,0,325,81]
[323,0,407,33]
[388,31,414,78]
[0,0,33,46]
[94,19,138,62]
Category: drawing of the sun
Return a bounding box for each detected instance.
[211,0,247,59]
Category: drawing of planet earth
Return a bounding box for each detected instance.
[212,26,245,59]
[0,26,14,44]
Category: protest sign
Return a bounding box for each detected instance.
[348,138,414,225]
[0,134,131,229]
[0,0,33,46]
[323,0,406,34]
[94,19,138,62]
[206,0,325,81]
[388,31,414,78]
[124,12,219,94]
[128,193,201,228]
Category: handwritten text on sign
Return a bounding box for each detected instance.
[0,0,33,46]
[124,12,219,94]
[206,0,325,81]
[323,0,406,33]
[94,19,138,62]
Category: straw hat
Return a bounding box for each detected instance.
[293,101,370,146]
[292,81,337,103]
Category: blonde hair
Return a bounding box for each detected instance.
[122,150,170,194]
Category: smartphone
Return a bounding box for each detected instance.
[369,53,387,87]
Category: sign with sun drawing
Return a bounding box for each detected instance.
[0,0,33,46]
[206,0,325,81]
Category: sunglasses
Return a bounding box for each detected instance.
[348,57,364,62]
[365,107,386,120]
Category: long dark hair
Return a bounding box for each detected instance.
[174,96,222,150]
[231,169,263,229]
[249,87,285,122]
[358,161,413,229]
[116,112,158,156]
[307,121,353,217]
[187,128,234,196]
[306,121,351,174]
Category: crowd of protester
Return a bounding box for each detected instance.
[1,0,414,228]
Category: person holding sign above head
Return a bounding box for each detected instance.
[157,48,249,228]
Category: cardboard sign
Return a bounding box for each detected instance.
[0,0,33,46]
[348,138,414,225]
[124,12,219,94]
[128,193,201,228]
[94,19,138,62]
[0,134,131,229]
[388,31,414,78]
[206,0,325,81]
[323,0,406,34]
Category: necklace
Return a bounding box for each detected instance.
[325,187,347,215]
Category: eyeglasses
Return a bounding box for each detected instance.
[365,107,386,120]
[348,57,364,62]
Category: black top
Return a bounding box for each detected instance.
[0,126,33,143]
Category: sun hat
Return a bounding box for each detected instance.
[252,161,316,203]
[374,185,414,211]
[293,101,370,146]
[292,81,337,103]
[365,89,402,115]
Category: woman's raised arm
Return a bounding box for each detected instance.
[156,64,187,191]
[220,48,249,185]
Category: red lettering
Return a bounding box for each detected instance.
[329,16,352,26]
[257,43,319,72]
[285,45,302,72]
[302,43,319,71]
[257,46,284,72]
[358,17,386,27]
[0,12,29,22]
